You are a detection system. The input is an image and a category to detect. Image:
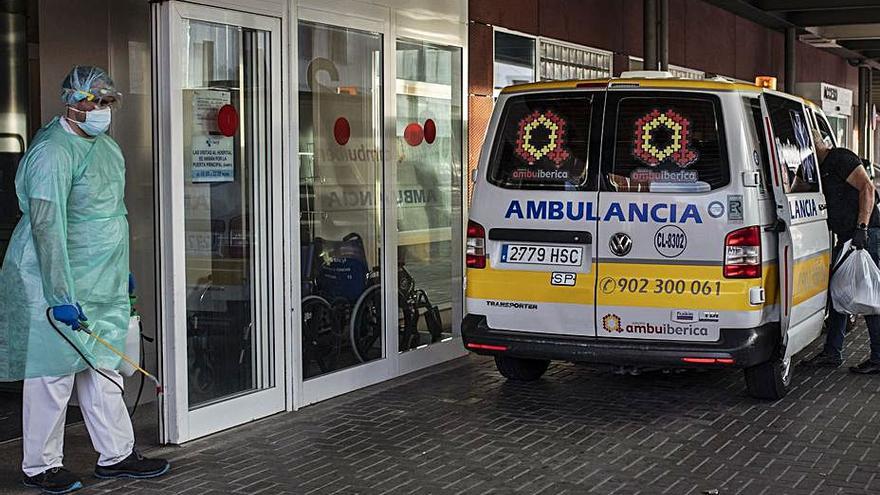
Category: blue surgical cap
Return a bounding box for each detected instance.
[60,65,122,106]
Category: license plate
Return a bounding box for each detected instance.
[500,244,583,266]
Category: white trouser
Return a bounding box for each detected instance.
[22,369,134,477]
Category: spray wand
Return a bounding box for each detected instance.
[78,321,164,395]
[45,308,164,396]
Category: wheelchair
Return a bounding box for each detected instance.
[300,233,444,376]
[397,263,443,352]
[301,233,381,376]
[185,276,254,402]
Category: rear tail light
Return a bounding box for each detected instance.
[724,226,761,278]
[466,220,486,269]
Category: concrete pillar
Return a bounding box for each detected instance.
[784,27,796,94]
[643,0,657,71]
[658,0,668,71]
[858,66,871,159]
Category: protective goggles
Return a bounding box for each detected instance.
[71,88,123,108]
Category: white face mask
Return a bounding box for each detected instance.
[69,107,112,136]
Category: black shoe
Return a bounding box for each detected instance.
[94,450,170,479]
[802,352,843,368]
[849,359,880,374]
[22,467,83,494]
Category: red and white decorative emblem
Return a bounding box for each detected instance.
[633,109,698,167]
[515,110,570,166]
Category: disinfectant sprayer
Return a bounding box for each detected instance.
[78,320,163,394]
[45,307,163,396]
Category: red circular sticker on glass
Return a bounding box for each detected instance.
[333,117,351,145]
[217,104,239,137]
[423,119,436,144]
[404,122,423,146]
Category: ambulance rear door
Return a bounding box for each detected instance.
[466,89,604,337]
[759,92,830,355]
[595,90,752,345]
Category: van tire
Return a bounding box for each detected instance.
[744,355,792,400]
[494,356,550,381]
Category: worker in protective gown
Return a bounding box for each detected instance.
[0,66,169,494]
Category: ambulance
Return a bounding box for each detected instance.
[463,72,835,400]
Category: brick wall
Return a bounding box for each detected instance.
[467,0,860,197]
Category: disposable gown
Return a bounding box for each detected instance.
[0,117,130,380]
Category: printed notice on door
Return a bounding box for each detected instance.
[191,135,234,183]
[192,89,230,134]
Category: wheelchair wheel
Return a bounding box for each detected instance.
[424,304,443,343]
[399,292,420,352]
[302,295,340,375]
[187,315,216,396]
[350,285,382,363]
[189,354,216,395]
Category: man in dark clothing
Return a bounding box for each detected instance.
[804,129,880,373]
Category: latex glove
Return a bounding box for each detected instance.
[852,228,869,250]
[52,303,87,330]
[128,272,136,296]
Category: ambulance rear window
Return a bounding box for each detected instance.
[487,93,592,190]
[605,95,729,193]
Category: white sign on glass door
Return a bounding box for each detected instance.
[191,135,234,182]
[191,89,234,183]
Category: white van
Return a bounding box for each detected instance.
[463,72,836,400]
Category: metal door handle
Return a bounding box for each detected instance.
[765,219,786,233]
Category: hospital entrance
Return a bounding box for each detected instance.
[0,0,161,447]
[0,0,467,448]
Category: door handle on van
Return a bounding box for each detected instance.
[488,228,592,245]
[765,219,787,233]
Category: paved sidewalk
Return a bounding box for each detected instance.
[5,324,880,495]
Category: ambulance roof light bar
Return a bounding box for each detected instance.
[755,76,777,90]
[619,70,676,79]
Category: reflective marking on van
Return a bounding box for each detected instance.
[466,253,826,310]
[792,250,831,306]
[466,265,595,305]
[467,264,769,310]
[503,200,703,224]
[595,263,777,310]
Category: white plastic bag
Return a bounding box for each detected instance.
[119,315,142,377]
[829,240,880,315]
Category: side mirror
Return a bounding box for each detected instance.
[471,168,478,183]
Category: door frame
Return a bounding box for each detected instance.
[391,10,468,377]
[154,0,289,443]
[759,90,830,359]
[292,0,468,407]
[293,4,398,407]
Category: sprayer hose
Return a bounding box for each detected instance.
[45,308,126,396]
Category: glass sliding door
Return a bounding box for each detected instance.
[394,40,462,353]
[294,4,466,405]
[297,21,385,380]
[156,1,285,443]
[181,19,272,407]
